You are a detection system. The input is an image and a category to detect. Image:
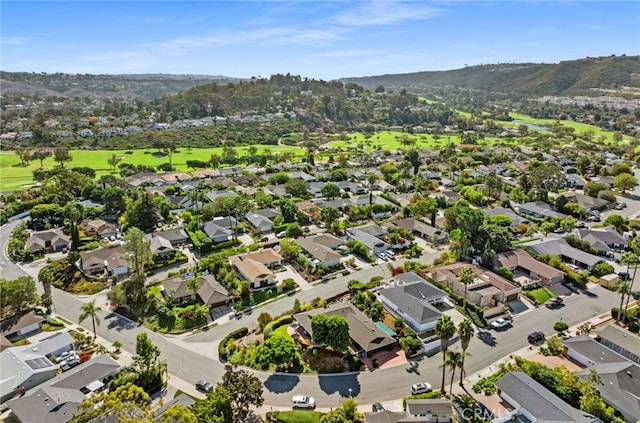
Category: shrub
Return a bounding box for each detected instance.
[218,327,249,361]
[553,321,569,332]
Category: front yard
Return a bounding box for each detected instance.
[525,287,557,305]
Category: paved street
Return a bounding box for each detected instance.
[0,220,622,409]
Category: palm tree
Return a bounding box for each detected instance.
[79,300,101,343]
[443,349,463,396]
[457,319,475,386]
[615,280,631,324]
[187,277,200,302]
[459,266,475,311]
[435,314,456,395]
[39,266,54,298]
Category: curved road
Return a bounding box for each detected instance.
[0,220,620,408]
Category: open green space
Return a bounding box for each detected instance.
[527,287,557,304]
[0,145,305,192]
[270,410,323,423]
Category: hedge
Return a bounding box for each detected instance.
[263,315,293,339]
[218,327,249,361]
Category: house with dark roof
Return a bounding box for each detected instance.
[81,219,118,239]
[484,207,530,230]
[152,228,189,246]
[516,201,568,220]
[526,239,604,271]
[146,232,175,255]
[0,312,44,346]
[160,274,231,308]
[575,228,628,255]
[25,228,70,253]
[363,398,453,423]
[346,225,389,256]
[293,302,396,357]
[78,246,129,280]
[379,272,446,333]
[245,209,279,233]
[201,220,233,243]
[595,324,640,365]
[494,249,566,289]
[155,393,196,421]
[296,234,345,268]
[5,355,121,423]
[495,372,600,423]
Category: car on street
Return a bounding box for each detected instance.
[544,297,564,308]
[411,382,433,395]
[258,236,269,242]
[302,226,311,233]
[614,204,624,210]
[276,231,286,238]
[553,227,565,233]
[292,395,315,409]
[527,331,546,344]
[576,221,586,228]
[372,403,385,413]
[196,380,213,392]
[490,318,512,329]
[378,252,389,261]
[563,282,578,293]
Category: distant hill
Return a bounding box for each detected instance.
[340,55,640,97]
[0,72,244,100]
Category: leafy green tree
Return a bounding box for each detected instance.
[103,187,128,216]
[280,198,297,223]
[132,332,167,393]
[159,404,198,423]
[321,183,341,199]
[610,162,632,176]
[192,384,233,423]
[78,300,101,342]
[579,369,609,420]
[0,276,38,319]
[257,334,297,369]
[71,382,153,423]
[435,314,456,395]
[285,222,303,238]
[614,172,638,193]
[528,162,565,199]
[311,314,350,351]
[321,206,340,226]
[220,364,264,423]
[444,200,484,251]
[575,156,591,175]
[490,214,512,227]
[320,408,348,423]
[479,223,512,253]
[284,179,310,198]
[603,214,627,233]
[107,154,123,172]
[63,201,84,251]
[449,228,472,261]
[124,227,153,277]
[125,192,161,233]
[54,145,72,167]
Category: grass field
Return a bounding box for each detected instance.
[0,145,305,192]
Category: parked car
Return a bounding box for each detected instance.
[411,382,433,395]
[576,221,586,228]
[386,250,396,259]
[544,297,564,308]
[614,204,624,210]
[553,227,565,233]
[490,318,512,329]
[302,226,311,233]
[196,380,213,392]
[527,331,545,344]
[276,231,286,238]
[372,402,385,413]
[258,236,269,242]
[563,282,578,293]
[292,395,315,409]
[377,252,389,261]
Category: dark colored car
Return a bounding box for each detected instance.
[528,331,545,344]
[372,403,385,413]
[544,297,564,308]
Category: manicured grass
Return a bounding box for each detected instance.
[528,287,557,304]
[272,324,293,339]
[270,410,323,423]
[173,389,199,401]
[0,145,306,192]
[147,283,164,301]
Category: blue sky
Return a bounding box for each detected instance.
[2,1,638,80]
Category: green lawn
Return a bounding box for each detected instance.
[0,145,305,192]
[528,287,557,304]
[273,324,293,339]
[270,410,323,423]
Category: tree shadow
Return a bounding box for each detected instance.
[263,373,300,394]
[476,330,497,347]
[583,290,599,298]
[317,373,361,397]
[105,312,137,331]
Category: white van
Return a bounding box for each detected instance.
[292,395,315,409]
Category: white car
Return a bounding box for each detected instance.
[491,318,512,329]
[292,395,315,409]
[411,382,432,395]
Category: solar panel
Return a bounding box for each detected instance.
[25,357,53,369]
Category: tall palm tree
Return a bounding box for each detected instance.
[459,267,475,311]
[79,300,101,343]
[187,277,200,302]
[457,319,475,386]
[443,350,463,396]
[615,280,631,324]
[435,314,456,395]
[38,266,54,298]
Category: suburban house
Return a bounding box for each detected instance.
[515,201,568,220]
[427,263,521,310]
[378,272,447,333]
[152,228,190,247]
[594,324,640,365]
[146,232,175,255]
[25,228,70,253]
[296,234,346,268]
[575,228,628,255]
[229,249,283,290]
[160,274,231,308]
[0,332,75,403]
[245,209,279,233]
[81,219,118,239]
[0,312,44,349]
[364,399,453,423]
[202,220,233,243]
[484,207,530,230]
[293,302,396,358]
[78,246,129,280]
[296,200,319,220]
[5,355,121,423]
[494,249,566,289]
[386,217,448,244]
[526,239,604,271]
[347,225,389,256]
[494,372,600,423]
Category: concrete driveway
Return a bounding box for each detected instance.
[276,265,311,291]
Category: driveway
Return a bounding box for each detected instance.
[276,265,311,291]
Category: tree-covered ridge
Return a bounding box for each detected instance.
[341,55,640,97]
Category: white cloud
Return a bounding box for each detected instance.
[332,0,441,26]
[1,37,30,46]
